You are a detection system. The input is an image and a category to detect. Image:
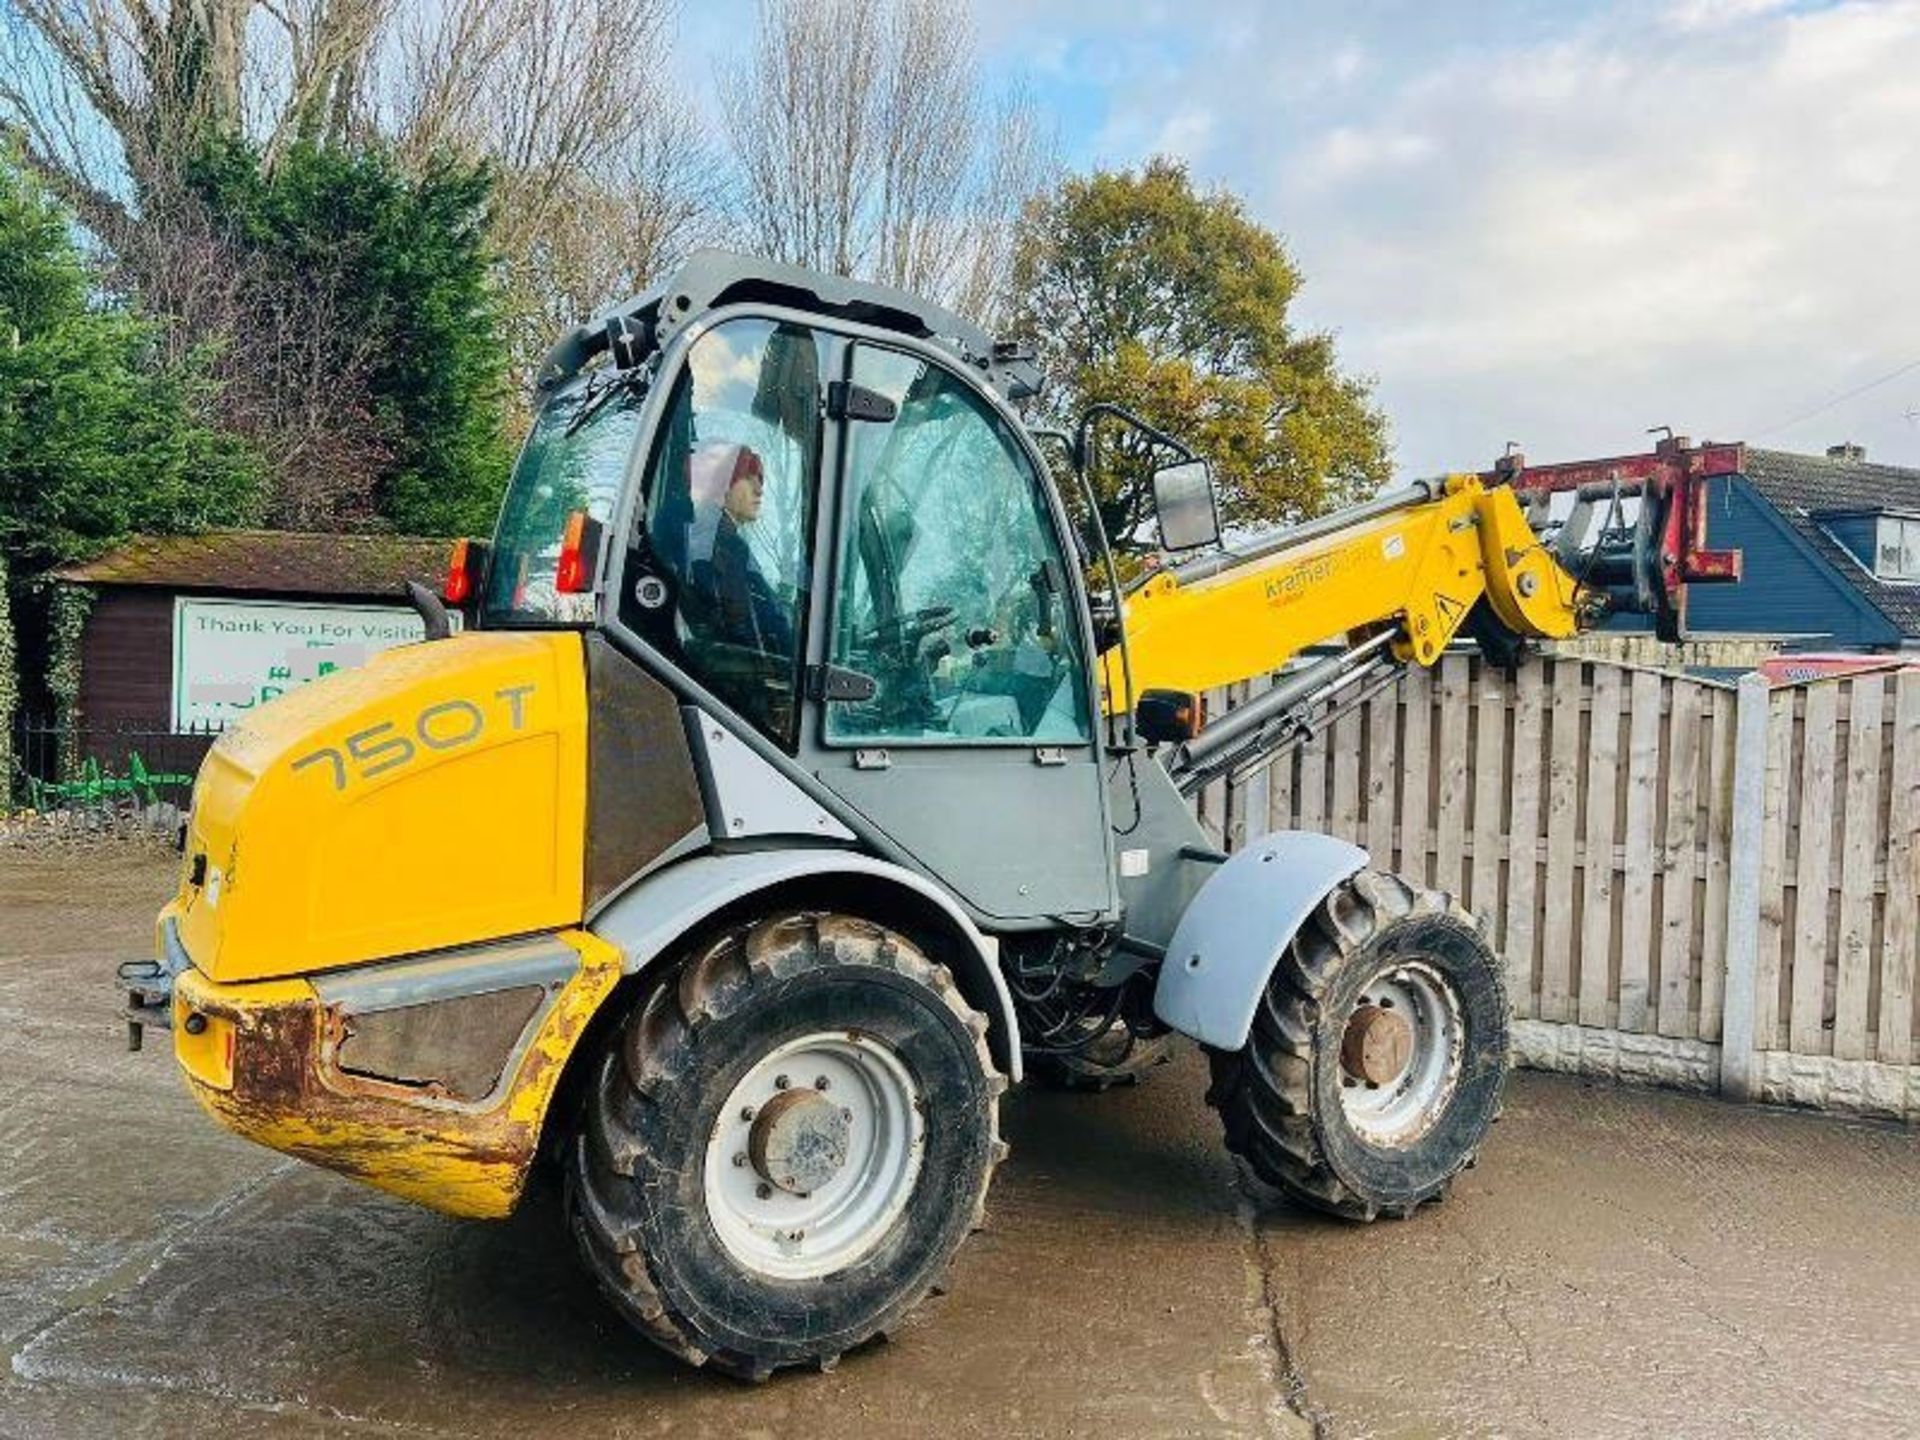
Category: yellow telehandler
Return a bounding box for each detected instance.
[123,252,1734,1377]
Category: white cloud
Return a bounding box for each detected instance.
[1263,1,1920,471]
[1146,105,1219,158]
[688,0,1920,474]
[1034,0,1920,472]
[1295,125,1436,186]
[1664,0,1795,34]
[1329,42,1368,85]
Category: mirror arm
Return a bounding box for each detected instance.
[1026,425,1077,469]
[1064,456,1137,751]
[1073,401,1200,472]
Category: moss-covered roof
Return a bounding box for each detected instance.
[52,530,453,599]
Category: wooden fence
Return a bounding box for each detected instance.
[1197,655,1920,1117]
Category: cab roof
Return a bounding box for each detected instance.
[534,250,1040,407]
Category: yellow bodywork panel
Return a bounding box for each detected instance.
[175,632,589,983]
[172,929,624,1219]
[1106,476,1588,702]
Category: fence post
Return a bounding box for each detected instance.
[1719,673,1771,1102]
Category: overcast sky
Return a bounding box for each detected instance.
[685,0,1920,476]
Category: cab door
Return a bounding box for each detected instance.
[802,341,1117,926]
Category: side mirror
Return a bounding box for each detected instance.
[1152,459,1220,551]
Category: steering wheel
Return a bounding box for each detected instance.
[856,605,956,653]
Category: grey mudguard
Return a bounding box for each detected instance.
[1153,831,1370,1050]
[590,848,1022,1082]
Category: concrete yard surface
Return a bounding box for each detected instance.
[3,849,1917,1438]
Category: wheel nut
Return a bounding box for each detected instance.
[774,1074,791,1090]
[814,1075,830,1091]
[732,1152,748,1168]
[755,1182,772,1200]
[740,1105,757,1122]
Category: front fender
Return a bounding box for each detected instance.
[1153,831,1369,1050]
[589,849,1023,1082]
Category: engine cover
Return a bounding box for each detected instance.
[172,631,588,982]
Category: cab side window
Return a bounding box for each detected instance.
[623,318,823,747]
[826,346,1092,745]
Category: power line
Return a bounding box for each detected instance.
[1751,355,1920,440]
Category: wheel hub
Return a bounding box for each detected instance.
[749,1089,851,1195]
[1342,1004,1414,1085]
[704,1032,925,1280]
[1336,962,1466,1148]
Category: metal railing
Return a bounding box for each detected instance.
[7,716,217,813]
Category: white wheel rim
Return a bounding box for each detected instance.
[1337,960,1464,1147]
[704,1031,925,1280]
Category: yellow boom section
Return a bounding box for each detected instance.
[1108,474,1590,702]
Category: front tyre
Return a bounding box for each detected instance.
[1206,870,1508,1221]
[569,912,1005,1379]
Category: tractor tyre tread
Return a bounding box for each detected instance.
[1206,869,1506,1223]
[567,911,1003,1380]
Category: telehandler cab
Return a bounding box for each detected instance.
[124,252,1734,1378]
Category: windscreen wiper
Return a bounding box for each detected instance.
[563,369,646,437]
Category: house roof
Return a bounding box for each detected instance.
[1742,449,1920,640]
[53,530,452,599]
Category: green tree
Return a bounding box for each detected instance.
[186,140,514,536]
[0,148,261,713]
[1008,158,1390,544]
[0,152,261,569]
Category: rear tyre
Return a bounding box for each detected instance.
[1206,869,1508,1221]
[568,911,1005,1380]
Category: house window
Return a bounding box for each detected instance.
[1877,516,1920,582]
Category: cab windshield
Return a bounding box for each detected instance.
[483,369,646,625]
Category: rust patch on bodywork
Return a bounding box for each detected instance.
[174,931,623,1219]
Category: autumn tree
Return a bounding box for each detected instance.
[721,0,1051,324]
[1008,158,1390,545]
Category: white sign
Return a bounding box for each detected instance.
[171,597,459,730]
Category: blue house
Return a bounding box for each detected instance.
[1678,443,1920,651]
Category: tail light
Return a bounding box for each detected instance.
[555,511,603,595]
[443,538,488,606]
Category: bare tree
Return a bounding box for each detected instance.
[721,0,880,277]
[950,81,1052,329]
[0,0,394,241]
[493,108,725,376]
[720,0,1052,324]
[110,186,393,526]
[2,0,721,499]
[0,0,714,280]
[381,0,722,384]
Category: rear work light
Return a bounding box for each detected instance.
[1136,688,1206,745]
[555,511,603,595]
